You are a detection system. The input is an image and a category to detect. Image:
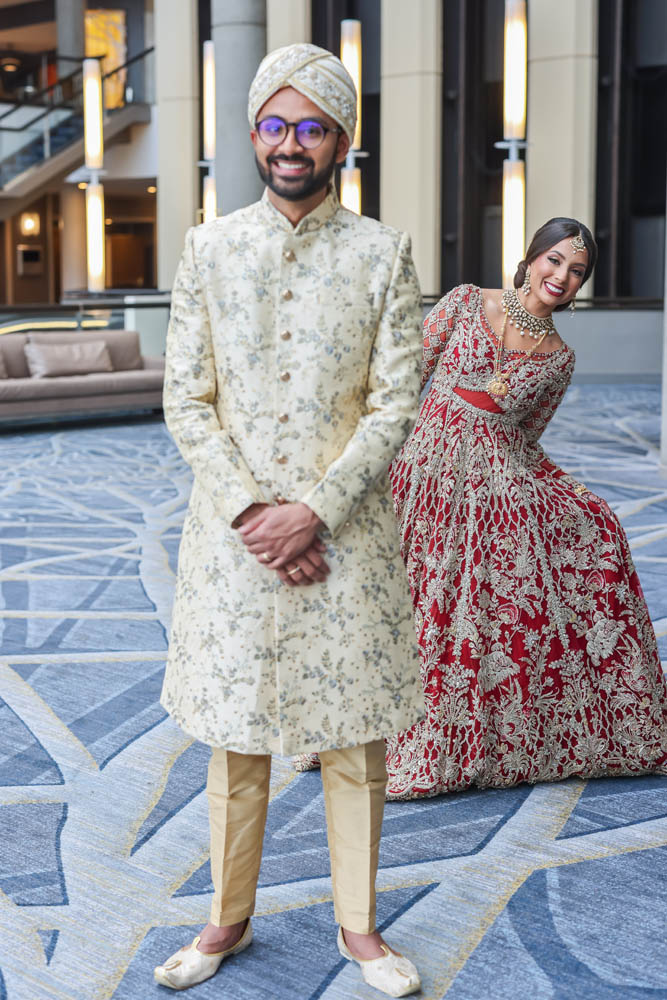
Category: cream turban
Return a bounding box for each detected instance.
[248,43,357,143]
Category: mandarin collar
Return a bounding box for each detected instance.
[259,184,340,235]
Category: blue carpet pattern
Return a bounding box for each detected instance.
[1,386,666,1000]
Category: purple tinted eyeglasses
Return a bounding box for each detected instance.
[255,116,342,149]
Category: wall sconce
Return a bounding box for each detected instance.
[83,57,106,292]
[19,212,40,237]
[200,40,217,223]
[495,0,527,289]
[503,0,527,141]
[340,167,361,216]
[85,182,105,293]
[203,40,216,163]
[341,19,362,151]
[501,159,525,291]
[340,19,366,215]
[202,174,217,224]
[83,58,104,171]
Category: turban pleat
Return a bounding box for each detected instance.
[248,43,357,143]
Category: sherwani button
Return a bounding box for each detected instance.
[276,454,288,465]
[280,329,292,340]
[278,413,289,423]
[283,249,296,262]
[281,289,293,301]
[280,371,291,382]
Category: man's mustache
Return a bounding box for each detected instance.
[267,154,313,167]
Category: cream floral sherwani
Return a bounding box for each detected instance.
[161,185,424,754]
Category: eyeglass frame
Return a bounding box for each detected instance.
[254,115,343,149]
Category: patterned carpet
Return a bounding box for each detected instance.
[1,384,666,1000]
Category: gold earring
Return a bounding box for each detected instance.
[569,297,576,315]
[522,266,531,295]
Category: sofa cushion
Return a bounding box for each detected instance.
[0,368,164,402]
[0,333,30,378]
[24,339,114,378]
[29,329,143,371]
[0,350,7,379]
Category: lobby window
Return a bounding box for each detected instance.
[441,0,505,293]
[311,0,381,220]
[595,0,667,301]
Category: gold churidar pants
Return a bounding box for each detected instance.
[207,740,387,933]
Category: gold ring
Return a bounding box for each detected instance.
[287,567,300,576]
[261,552,271,562]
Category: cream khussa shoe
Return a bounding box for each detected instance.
[153,920,252,990]
[337,927,421,997]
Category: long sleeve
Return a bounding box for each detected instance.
[300,231,422,537]
[520,352,575,445]
[421,283,467,388]
[163,227,267,526]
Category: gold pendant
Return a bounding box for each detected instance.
[487,376,509,397]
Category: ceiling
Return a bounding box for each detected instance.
[0,21,57,52]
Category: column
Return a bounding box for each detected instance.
[661,167,667,467]
[212,0,266,214]
[56,0,85,79]
[59,185,87,294]
[525,0,598,241]
[154,0,199,289]
[266,0,310,51]
[380,0,442,297]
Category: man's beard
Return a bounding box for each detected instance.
[255,149,337,202]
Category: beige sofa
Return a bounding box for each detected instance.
[0,328,164,423]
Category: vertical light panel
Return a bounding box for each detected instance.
[340,167,361,215]
[503,0,527,141]
[202,40,216,162]
[86,182,106,292]
[202,174,217,223]
[340,19,362,150]
[83,58,104,169]
[502,159,525,289]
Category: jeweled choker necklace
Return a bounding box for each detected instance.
[502,288,556,341]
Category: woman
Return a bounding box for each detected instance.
[297,217,667,800]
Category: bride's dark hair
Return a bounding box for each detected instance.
[514,218,598,311]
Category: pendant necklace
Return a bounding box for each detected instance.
[487,304,549,398]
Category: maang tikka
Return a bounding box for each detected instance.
[570,232,586,254]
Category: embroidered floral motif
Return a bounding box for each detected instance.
[247,44,357,141]
[585,616,625,667]
[385,284,667,799]
[161,187,424,755]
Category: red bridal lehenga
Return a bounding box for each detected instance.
[294,283,667,799]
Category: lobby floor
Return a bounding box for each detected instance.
[0,383,666,999]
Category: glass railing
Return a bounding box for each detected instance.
[0,47,154,189]
[0,295,170,360]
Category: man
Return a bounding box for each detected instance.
[155,43,424,996]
